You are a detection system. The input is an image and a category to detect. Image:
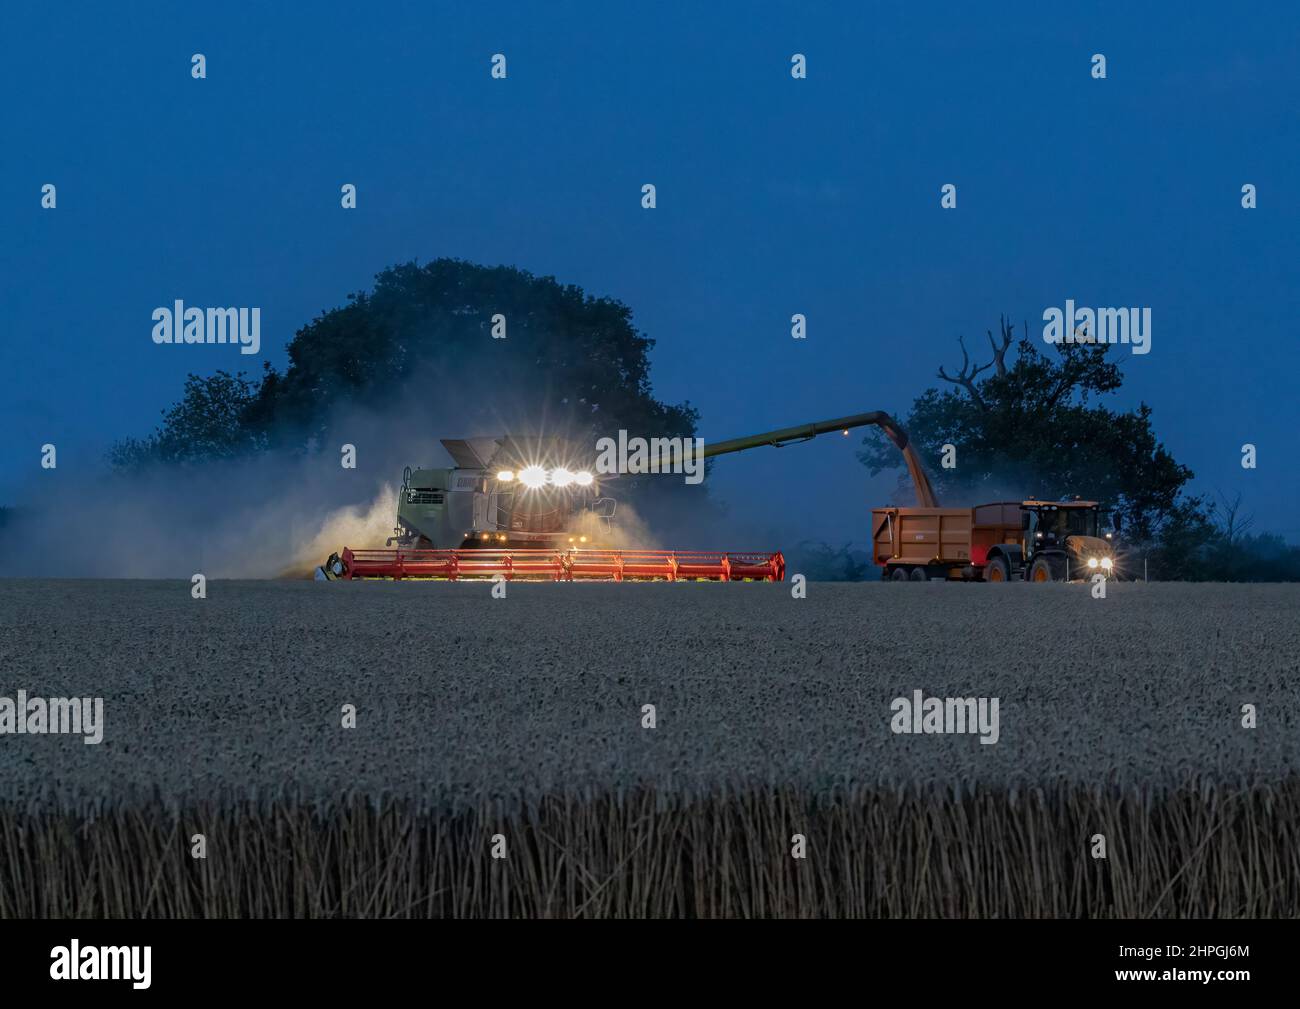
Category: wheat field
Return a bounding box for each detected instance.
[2,580,1296,917]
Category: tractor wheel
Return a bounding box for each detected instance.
[909,567,929,582]
[1028,556,1063,583]
[890,566,910,582]
[984,556,1011,582]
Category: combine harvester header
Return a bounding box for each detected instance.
[336,547,785,582]
[321,412,927,582]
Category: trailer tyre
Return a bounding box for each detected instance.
[909,567,928,582]
[890,566,910,582]
[984,556,1011,582]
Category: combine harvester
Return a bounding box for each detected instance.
[319,408,1120,583]
[320,412,930,582]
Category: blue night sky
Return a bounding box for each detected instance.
[2,2,1297,545]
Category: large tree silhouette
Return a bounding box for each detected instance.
[112,259,699,470]
[858,317,1194,544]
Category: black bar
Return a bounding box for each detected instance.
[0,919,1283,996]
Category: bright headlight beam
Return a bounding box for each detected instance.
[496,470,515,482]
[1101,557,1113,569]
[1087,557,1099,569]
[550,467,575,488]
[519,465,548,489]
[575,470,594,486]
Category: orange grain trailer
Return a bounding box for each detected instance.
[871,502,1024,581]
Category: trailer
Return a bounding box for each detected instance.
[872,499,1117,582]
[872,502,1021,580]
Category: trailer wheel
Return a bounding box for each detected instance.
[984,556,1011,582]
[1028,556,1063,583]
[890,566,910,581]
[909,567,928,582]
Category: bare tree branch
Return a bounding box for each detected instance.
[1044,366,1076,410]
[986,315,1014,376]
[937,334,991,409]
[1212,490,1255,544]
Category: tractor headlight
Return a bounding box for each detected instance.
[575,470,594,486]
[1087,557,1099,569]
[1101,557,1113,570]
[519,465,548,489]
[496,470,515,482]
[550,467,575,487]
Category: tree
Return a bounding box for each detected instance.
[858,317,1194,543]
[793,540,870,581]
[1143,498,1217,580]
[111,259,700,475]
[109,371,262,470]
[1186,491,1300,582]
[246,259,699,451]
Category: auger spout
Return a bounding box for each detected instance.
[648,411,940,508]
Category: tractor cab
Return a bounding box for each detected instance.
[1023,500,1100,542]
[1020,499,1116,580]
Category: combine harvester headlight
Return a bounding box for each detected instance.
[1087,557,1099,569]
[574,470,594,486]
[496,470,515,482]
[550,467,575,488]
[1101,557,1113,570]
[519,465,548,489]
